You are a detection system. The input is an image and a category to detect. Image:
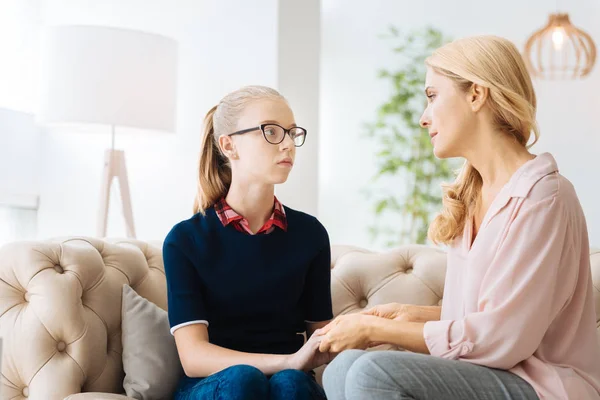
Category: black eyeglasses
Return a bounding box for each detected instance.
[228,123,307,147]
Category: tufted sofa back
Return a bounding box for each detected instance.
[0,239,598,399]
[330,245,448,315]
[0,238,165,399]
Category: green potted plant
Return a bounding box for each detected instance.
[365,26,458,247]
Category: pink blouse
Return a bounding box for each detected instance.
[424,153,600,399]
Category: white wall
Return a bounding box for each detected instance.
[0,0,42,113]
[35,0,280,240]
[0,0,42,225]
[2,0,322,242]
[319,0,600,248]
[3,0,599,248]
[275,0,321,216]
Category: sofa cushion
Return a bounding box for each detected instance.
[121,285,183,399]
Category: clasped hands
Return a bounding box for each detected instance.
[288,303,411,371]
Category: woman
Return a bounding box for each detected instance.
[163,86,332,400]
[318,35,600,400]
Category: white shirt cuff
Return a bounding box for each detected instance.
[170,320,209,335]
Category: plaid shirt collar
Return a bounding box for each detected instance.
[214,196,287,235]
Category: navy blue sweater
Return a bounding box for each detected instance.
[163,205,333,355]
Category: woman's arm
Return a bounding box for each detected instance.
[406,305,441,323]
[362,303,441,323]
[317,314,429,354]
[367,319,429,354]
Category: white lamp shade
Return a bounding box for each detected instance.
[37,25,178,133]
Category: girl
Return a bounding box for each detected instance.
[319,35,600,400]
[164,86,332,400]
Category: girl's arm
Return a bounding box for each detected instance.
[174,324,288,377]
[175,324,328,377]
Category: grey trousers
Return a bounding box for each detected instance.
[322,350,539,400]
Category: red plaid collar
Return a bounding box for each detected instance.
[214,196,287,235]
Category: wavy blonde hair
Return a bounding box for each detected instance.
[193,85,287,214]
[427,35,539,245]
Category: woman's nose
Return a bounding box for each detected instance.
[419,112,430,128]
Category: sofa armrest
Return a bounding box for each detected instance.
[64,393,135,400]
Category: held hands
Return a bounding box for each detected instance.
[286,331,336,371]
[313,303,417,353]
[286,310,388,370]
[315,314,380,353]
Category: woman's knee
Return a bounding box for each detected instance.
[323,350,367,381]
[322,350,367,399]
[344,351,418,397]
[218,365,269,399]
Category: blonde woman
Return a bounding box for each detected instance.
[163,86,332,399]
[319,36,600,400]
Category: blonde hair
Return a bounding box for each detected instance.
[193,85,287,214]
[426,35,539,245]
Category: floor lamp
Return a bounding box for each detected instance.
[37,25,178,238]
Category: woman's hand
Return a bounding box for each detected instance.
[317,314,380,353]
[362,303,441,324]
[361,302,412,322]
[286,332,335,371]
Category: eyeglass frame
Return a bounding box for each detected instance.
[228,123,307,147]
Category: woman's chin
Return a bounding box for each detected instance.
[432,143,454,159]
[432,146,446,159]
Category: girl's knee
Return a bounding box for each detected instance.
[270,369,324,399]
[219,365,269,399]
[270,368,311,384]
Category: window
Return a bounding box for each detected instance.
[0,194,38,246]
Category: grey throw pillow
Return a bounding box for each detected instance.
[121,285,183,399]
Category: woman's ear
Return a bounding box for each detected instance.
[469,83,489,112]
[219,135,238,160]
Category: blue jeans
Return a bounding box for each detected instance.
[174,365,327,400]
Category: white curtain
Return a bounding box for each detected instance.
[0,205,37,246]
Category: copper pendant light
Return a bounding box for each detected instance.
[524,13,596,79]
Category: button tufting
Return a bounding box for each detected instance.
[54,265,64,273]
[358,299,368,308]
[24,292,31,302]
[22,386,29,397]
[57,341,66,352]
[405,267,413,273]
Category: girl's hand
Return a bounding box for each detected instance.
[286,332,336,371]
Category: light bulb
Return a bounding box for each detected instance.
[552,27,565,50]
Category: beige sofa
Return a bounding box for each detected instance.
[0,237,598,400]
